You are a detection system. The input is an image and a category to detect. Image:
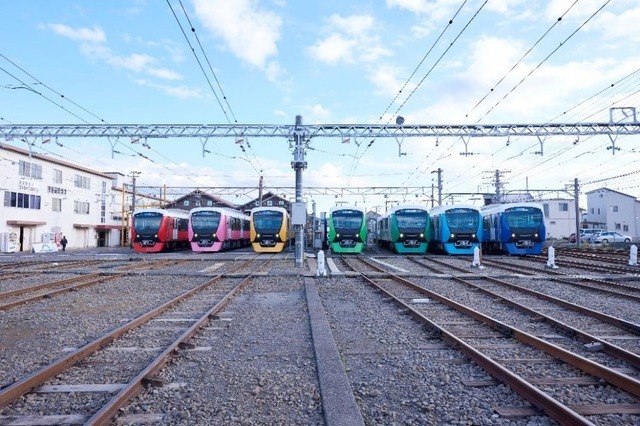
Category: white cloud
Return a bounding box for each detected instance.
[307,14,391,65]
[134,79,205,99]
[193,0,282,70]
[308,34,358,64]
[302,104,332,123]
[147,68,182,80]
[46,23,107,43]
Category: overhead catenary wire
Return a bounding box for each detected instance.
[345,0,488,187]
[476,0,613,123]
[165,0,233,124]
[466,0,580,119]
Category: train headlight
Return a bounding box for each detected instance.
[511,233,516,238]
[257,233,261,238]
[213,233,217,238]
[356,233,360,238]
[194,233,198,237]
[276,233,280,239]
[472,233,476,238]
[451,233,455,238]
[420,233,424,238]
[154,234,158,238]
[336,233,340,238]
[399,233,404,238]
[535,233,538,238]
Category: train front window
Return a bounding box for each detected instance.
[191,212,221,233]
[445,210,479,232]
[332,213,362,230]
[134,214,162,232]
[253,211,283,232]
[506,210,543,228]
[395,211,427,231]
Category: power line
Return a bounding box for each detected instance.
[476,0,613,122]
[466,0,580,118]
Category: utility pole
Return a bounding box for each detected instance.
[574,178,581,248]
[431,168,443,206]
[291,115,307,268]
[258,175,263,207]
[128,171,141,248]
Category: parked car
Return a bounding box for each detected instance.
[580,229,601,243]
[592,231,632,244]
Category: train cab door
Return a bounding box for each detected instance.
[172,218,179,241]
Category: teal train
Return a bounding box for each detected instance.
[327,206,367,254]
[429,204,482,254]
[376,205,430,254]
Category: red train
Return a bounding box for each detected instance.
[131,208,190,253]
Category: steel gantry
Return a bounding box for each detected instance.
[3,121,640,140]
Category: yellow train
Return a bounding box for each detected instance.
[249,206,291,253]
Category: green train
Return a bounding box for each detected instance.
[327,206,367,254]
[376,205,430,253]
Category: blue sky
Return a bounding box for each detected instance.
[1,0,639,214]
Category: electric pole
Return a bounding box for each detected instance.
[128,171,141,248]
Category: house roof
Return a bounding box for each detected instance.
[585,187,637,200]
[1,142,115,179]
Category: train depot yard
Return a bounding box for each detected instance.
[1,246,640,425]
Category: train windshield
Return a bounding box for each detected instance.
[445,209,479,232]
[191,211,222,232]
[253,210,283,232]
[505,208,543,228]
[395,209,427,231]
[332,210,363,231]
[134,212,162,232]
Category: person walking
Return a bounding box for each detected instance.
[60,236,68,251]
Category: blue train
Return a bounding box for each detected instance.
[429,204,482,255]
[376,205,430,254]
[481,202,546,255]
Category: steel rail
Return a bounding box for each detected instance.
[0,273,102,299]
[423,256,640,333]
[342,260,595,425]
[0,275,117,311]
[86,264,265,424]
[0,256,266,409]
[410,257,640,370]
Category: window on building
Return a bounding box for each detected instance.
[559,203,568,212]
[4,191,41,209]
[612,206,619,212]
[207,200,213,206]
[624,225,629,232]
[73,201,90,214]
[597,208,600,214]
[18,160,43,179]
[615,223,621,230]
[543,204,549,217]
[74,174,91,189]
[52,198,62,212]
[183,200,190,206]
[266,200,273,206]
[278,200,284,206]
[54,169,62,184]
[590,208,594,214]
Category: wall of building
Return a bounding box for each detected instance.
[586,188,639,237]
[541,199,577,240]
[1,145,123,252]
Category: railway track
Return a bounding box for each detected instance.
[0,256,273,424]
[341,255,640,424]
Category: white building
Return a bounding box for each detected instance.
[1,143,124,252]
[585,187,640,237]
[540,198,578,240]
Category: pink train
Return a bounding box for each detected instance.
[188,207,250,252]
